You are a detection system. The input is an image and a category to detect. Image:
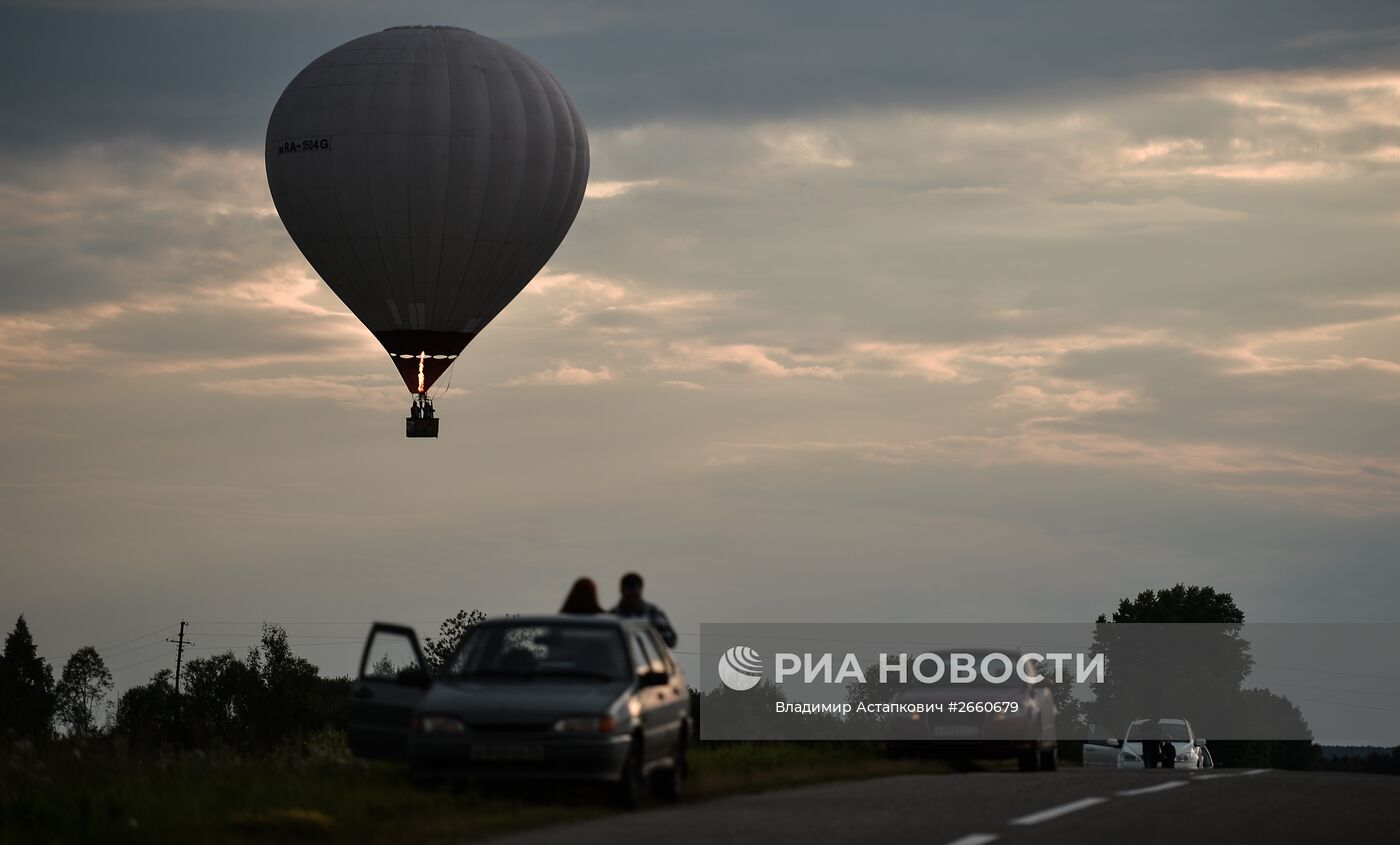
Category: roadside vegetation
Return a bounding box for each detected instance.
[1,734,944,843]
[1,611,942,843]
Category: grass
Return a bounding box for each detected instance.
[0,737,950,844]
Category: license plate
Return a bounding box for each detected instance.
[932,725,980,738]
[469,744,544,761]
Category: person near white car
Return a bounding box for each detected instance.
[1083,718,1211,769]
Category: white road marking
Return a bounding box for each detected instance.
[1008,796,1110,826]
[943,835,999,845]
[1192,773,1239,780]
[1116,780,1189,796]
[1241,768,1270,776]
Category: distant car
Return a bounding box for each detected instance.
[1083,718,1210,769]
[347,615,690,808]
[886,649,1058,772]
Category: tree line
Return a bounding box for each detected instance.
[0,616,353,750]
[0,611,489,752]
[3,590,1394,773]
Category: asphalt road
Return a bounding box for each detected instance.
[484,768,1399,845]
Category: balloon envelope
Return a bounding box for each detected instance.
[265,25,589,393]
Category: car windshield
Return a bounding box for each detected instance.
[1126,720,1191,743]
[447,623,630,682]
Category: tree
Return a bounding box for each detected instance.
[113,669,176,742]
[55,646,113,737]
[1099,584,1246,625]
[1083,584,1315,768]
[0,615,57,741]
[181,651,258,747]
[370,653,398,677]
[1086,584,1253,733]
[424,609,487,675]
[245,623,322,748]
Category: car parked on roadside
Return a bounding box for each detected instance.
[885,649,1058,771]
[347,615,690,808]
[1083,718,1211,769]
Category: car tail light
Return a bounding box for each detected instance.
[413,715,466,734]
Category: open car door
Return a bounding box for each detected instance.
[1082,725,1122,768]
[348,622,431,760]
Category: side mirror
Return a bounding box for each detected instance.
[638,670,668,687]
[1108,738,1122,748]
[1194,738,1207,747]
[396,667,433,689]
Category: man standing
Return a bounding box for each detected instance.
[611,572,678,648]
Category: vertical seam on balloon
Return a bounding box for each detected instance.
[462,44,520,331]
[363,54,400,335]
[426,26,452,334]
[467,48,530,329]
[436,33,486,332]
[484,59,585,325]
[486,57,568,323]
[288,94,351,315]
[324,84,384,328]
[521,63,578,296]
[403,28,424,330]
[491,57,563,316]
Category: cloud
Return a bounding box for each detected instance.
[710,431,1400,515]
[197,375,405,411]
[757,126,854,168]
[585,179,663,199]
[0,142,286,312]
[649,341,843,379]
[504,363,615,386]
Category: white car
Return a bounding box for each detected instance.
[1083,718,1211,769]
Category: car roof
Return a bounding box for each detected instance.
[476,613,644,629]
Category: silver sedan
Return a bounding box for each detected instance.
[348,615,690,808]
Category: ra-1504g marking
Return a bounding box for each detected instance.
[275,137,331,155]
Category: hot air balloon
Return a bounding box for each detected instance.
[265,25,589,437]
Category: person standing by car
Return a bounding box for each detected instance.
[611,572,678,647]
[560,577,605,614]
[1139,719,1163,768]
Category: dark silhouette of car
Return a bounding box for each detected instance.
[885,649,1058,771]
[347,615,689,807]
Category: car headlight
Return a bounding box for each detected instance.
[552,715,617,734]
[1120,751,1141,763]
[413,715,465,734]
[1176,750,1194,762]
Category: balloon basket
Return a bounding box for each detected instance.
[406,418,439,438]
[406,394,439,438]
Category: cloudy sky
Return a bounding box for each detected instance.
[2,1,1399,691]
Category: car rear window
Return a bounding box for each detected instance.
[448,624,629,681]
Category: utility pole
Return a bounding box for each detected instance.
[166,620,193,728]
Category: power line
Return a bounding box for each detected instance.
[186,641,361,651]
[1254,663,1400,684]
[98,622,177,652]
[1285,695,1400,715]
[186,631,363,639]
[187,620,440,626]
[102,639,172,660]
[109,650,176,672]
[1248,679,1399,698]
